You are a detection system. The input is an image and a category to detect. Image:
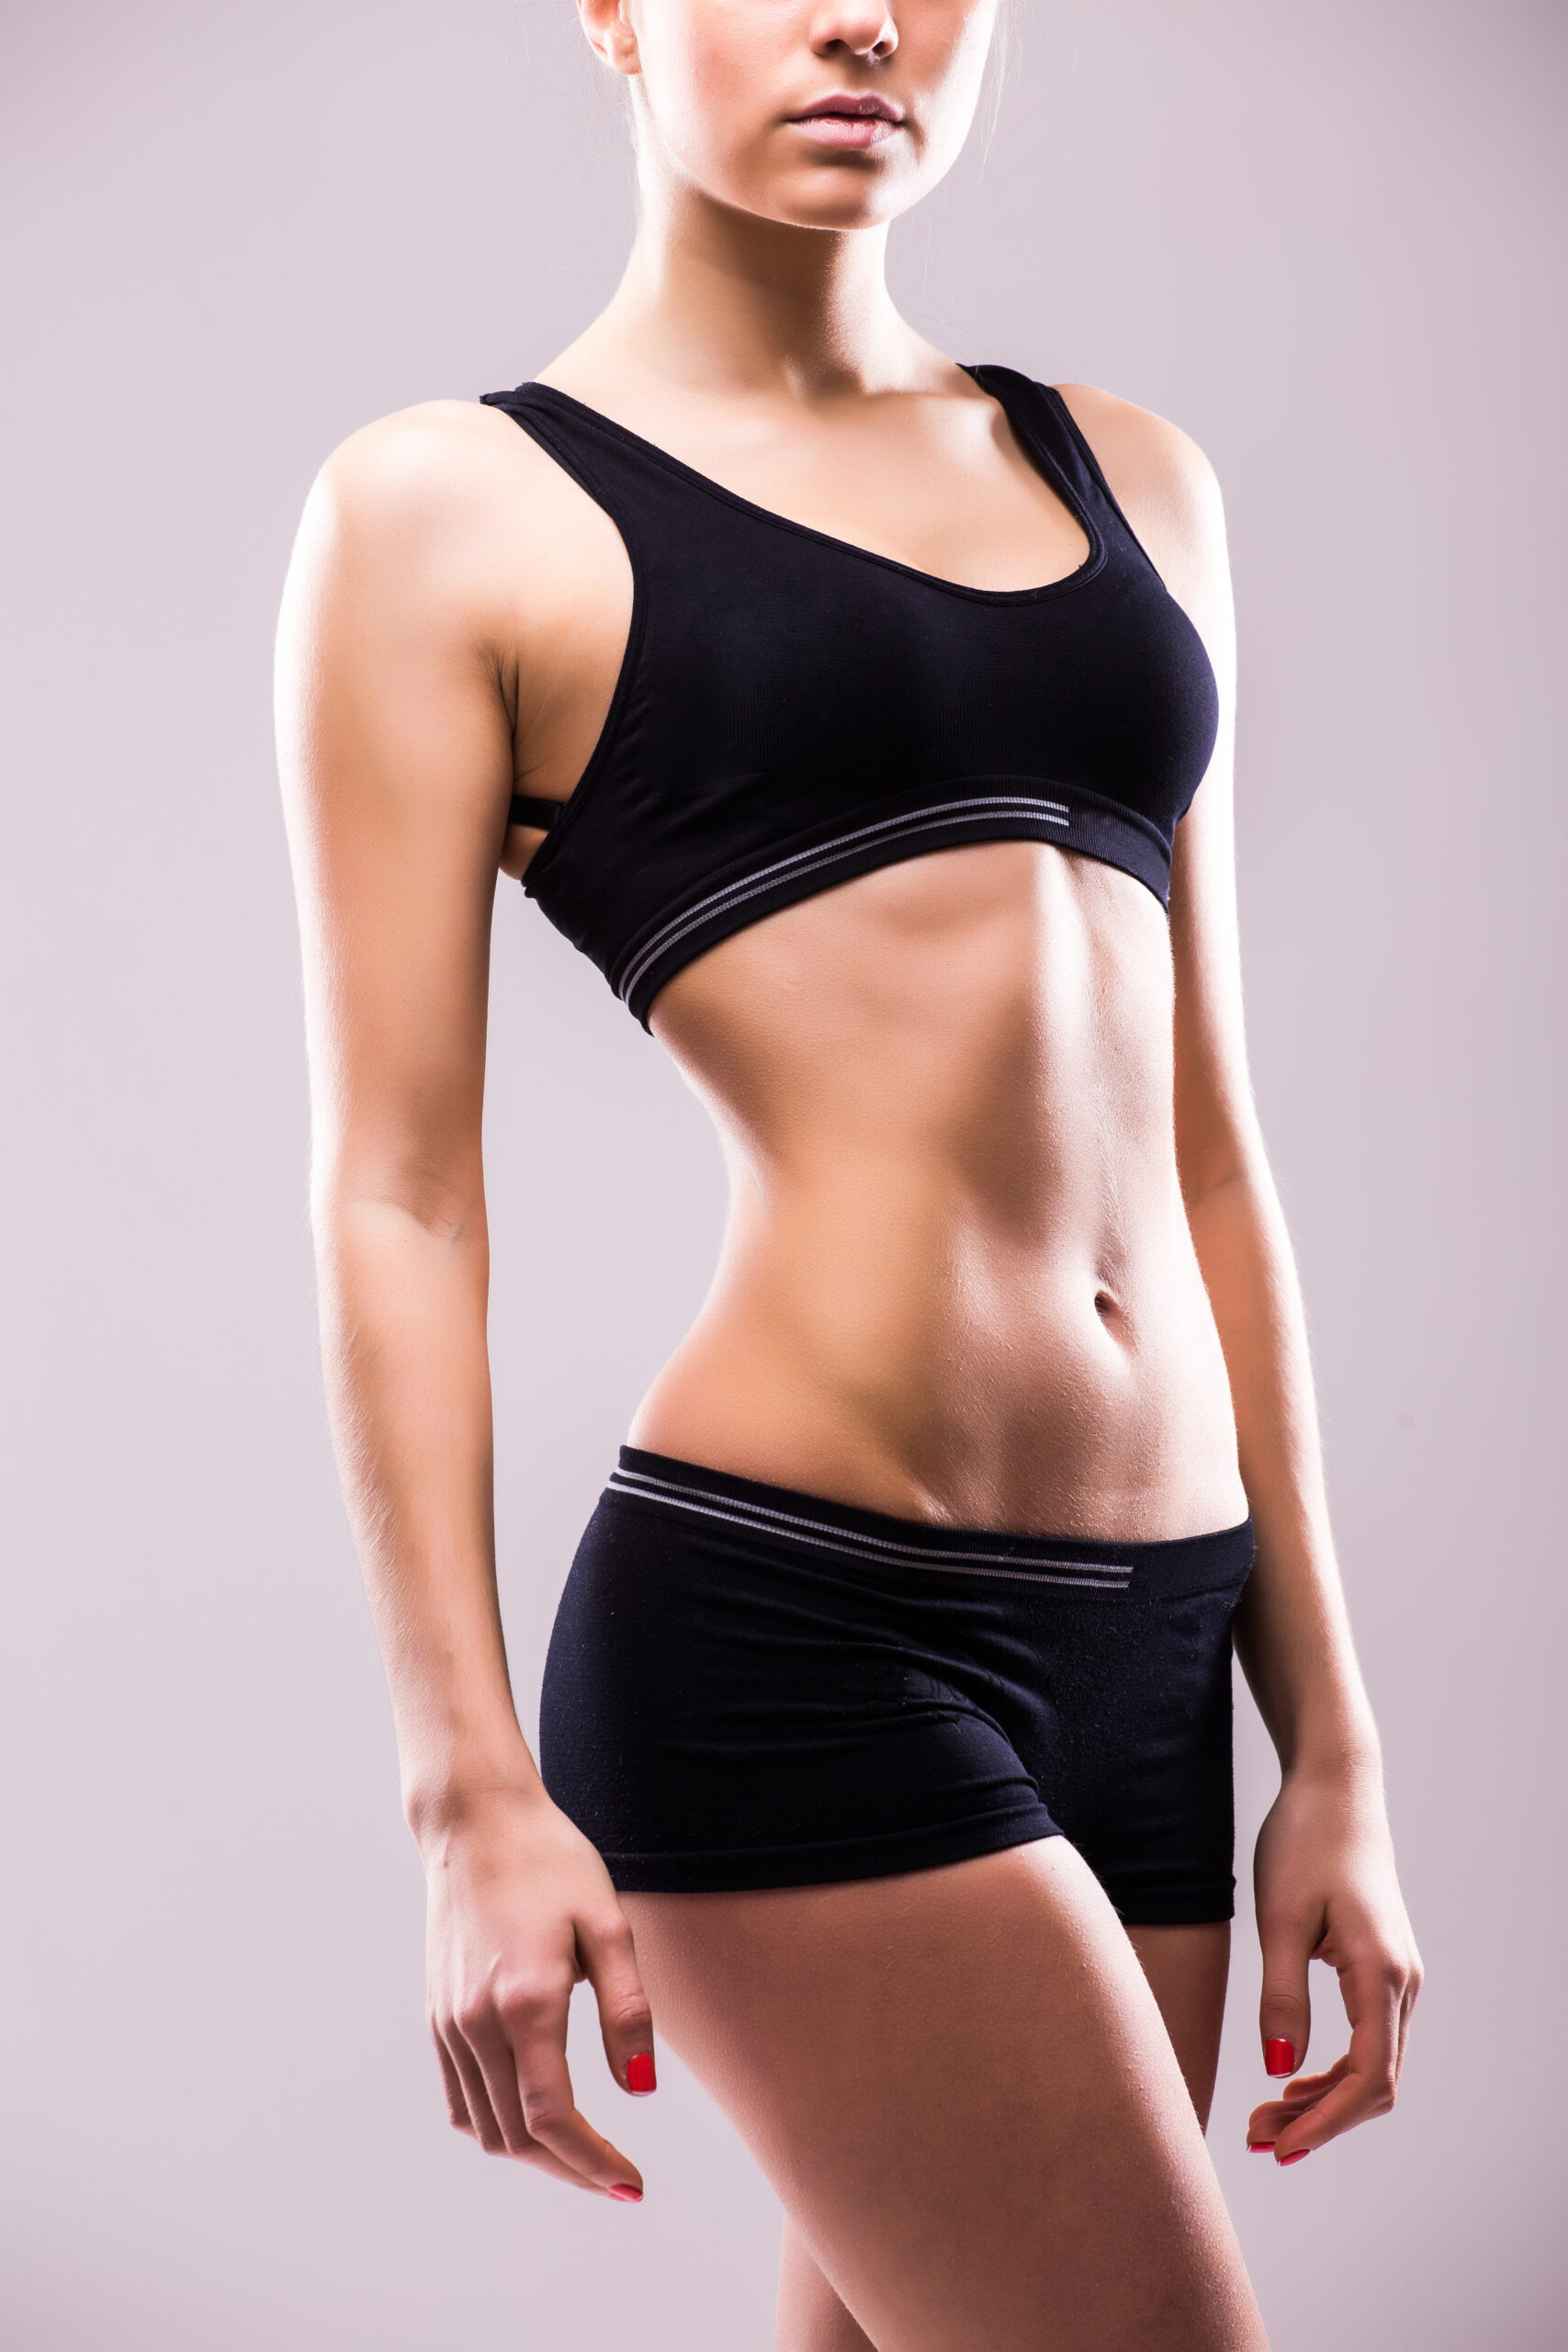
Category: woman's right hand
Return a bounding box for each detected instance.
[420,1787,656,2199]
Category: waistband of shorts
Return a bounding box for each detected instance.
[607,1448,1255,1597]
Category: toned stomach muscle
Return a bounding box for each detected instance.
[629,834,1247,1542]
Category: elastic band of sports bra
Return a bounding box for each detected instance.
[613,791,1070,1007]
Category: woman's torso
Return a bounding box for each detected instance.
[479,361,1246,1540]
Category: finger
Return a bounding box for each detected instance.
[1274,1961,1400,2159]
[502,1985,646,2199]
[439,2019,509,2156]
[579,1908,658,2096]
[1256,1902,1318,2081]
[462,2007,621,2189]
[461,2007,547,2155]
[1246,2086,1334,2141]
[1250,2069,1354,2144]
[1246,2056,1351,2143]
[432,2024,475,2135]
[443,2010,600,2188]
[1395,1952,1423,2078]
[1258,2058,1348,2108]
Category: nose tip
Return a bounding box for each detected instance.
[817,4,900,62]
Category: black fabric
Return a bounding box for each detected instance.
[540,1448,1255,1921]
[481,369,1220,1028]
[508,794,562,831]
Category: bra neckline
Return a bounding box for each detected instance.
[513,369,1110,606]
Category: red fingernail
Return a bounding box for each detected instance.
[1248,2142,1276,2154]
[1264,2039,1295,2076]
[1277,2150,1310,2167]
[626,2052,657,2096]
[607,2184,643,2202]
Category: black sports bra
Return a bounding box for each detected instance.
[481,368,1219,1029]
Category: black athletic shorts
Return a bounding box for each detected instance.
[540,1448,1255,1926]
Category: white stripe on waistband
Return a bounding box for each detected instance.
[606,1468,1132,1589]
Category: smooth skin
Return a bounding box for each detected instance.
[276,0,1421,2343]
[628,1849,1247,2352]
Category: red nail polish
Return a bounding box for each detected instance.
[626,2052,657,2096]
[1277,2150,1310,2167]
[607,2184,643,2202]
[1264,2038,1295,2076]
[1248,2142,1276,2154]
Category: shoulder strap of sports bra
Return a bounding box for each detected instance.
[965,367,1100,499]
[484,384,655,839]
[976,368,1160,578]
[480,381,663,558]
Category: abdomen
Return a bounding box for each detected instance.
[633,840,1246,1542]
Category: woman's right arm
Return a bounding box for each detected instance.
[276,405,653,2199]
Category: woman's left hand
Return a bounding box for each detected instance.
[1246,1765,1422,2165]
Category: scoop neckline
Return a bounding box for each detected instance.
[515,370,1108,605]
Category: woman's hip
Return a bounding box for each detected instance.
[539,1447,1255,1924]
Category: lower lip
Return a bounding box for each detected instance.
[786,115,903,151]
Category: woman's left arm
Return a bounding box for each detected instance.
[1173,769,1424,2162]
[1058,384,1423,2165]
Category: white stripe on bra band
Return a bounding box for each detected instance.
[606,1468,1133,1589]
[615,794,1072,1003]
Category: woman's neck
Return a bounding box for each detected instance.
[567,175,937,407]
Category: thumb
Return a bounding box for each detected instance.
[579,1908,658,2098]
[1258,1907,1314,2079]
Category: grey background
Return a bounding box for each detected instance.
[2,0,1562,2344]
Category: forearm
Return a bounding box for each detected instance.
[1187,1160,1380,1781]
[314,1182,542,1837]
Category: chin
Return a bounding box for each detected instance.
[732,159,918,234]
[771,190,906,232]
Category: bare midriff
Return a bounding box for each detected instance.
[626,834,1247,1542]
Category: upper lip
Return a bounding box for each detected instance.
[788,93,905,122]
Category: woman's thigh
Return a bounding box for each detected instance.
[624,1842,1266,2352]
[770,1917,1235,2352]
[1127,1920,1232,2129]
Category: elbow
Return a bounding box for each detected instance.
[1177,1119,1274,1219]
[1179,1159,1251,1217]
[310,1148,486,1251]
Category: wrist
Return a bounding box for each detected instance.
[1278,1719,1383,1790]
[403,1758,548,1856]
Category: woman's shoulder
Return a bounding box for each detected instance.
[1048,381,1228,605]
[308,397,544,544]
[1051,382,1222,514]
[291,394,601,647]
